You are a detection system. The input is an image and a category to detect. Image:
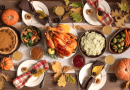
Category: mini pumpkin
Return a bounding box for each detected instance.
[115,58,130,81]
[0,57,13,70]
[1,9,19,26]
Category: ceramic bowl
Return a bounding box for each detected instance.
[109,28,129,54]
[78,30,107,58]
[21,26,41,47]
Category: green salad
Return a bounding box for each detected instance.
[21,27,41,47]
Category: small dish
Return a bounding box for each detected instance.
[109,28,129,54]
[21,26,41,47]
[30,47,43,60]
[78,30,107,58]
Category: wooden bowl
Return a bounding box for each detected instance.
[21,26,41,47]
[78,30,107,58]
[109,28,129,54]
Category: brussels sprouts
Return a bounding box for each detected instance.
[120,47,124,50]
[118,49,123,53]
[114,49,118,52]
[113,38,117,43]
[112,45,118,50]
[116,34,120,38]
[111,43,114,46]
[117,43,121,48]
[118,38,124,43]
[120,42,125,46]
[121,33,126,38]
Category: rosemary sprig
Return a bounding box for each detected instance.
[44,51,58,59]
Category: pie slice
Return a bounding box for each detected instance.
[0,27,18,54]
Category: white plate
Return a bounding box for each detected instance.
[17,60,44,87]
[22,1,49,27]
[83,0,111,25]
[79,63,107,90]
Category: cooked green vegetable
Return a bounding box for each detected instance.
[113,38,117,43]
[120,42,125,46]
[120,47,124,50]
[114,49,118,52]
[111,43,114,46]
[121,33,126,38]
[116,34,120,38]
[118,49,123,53]
[112,45,118,50]
[117,43,121,48]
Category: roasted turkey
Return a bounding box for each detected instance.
[45,26,77,58]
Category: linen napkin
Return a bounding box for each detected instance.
[13,60,49,89]
[87,0,114,25]
[19,0,48,25]
[81,60,105,90]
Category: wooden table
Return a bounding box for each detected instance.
[0,0,129,90]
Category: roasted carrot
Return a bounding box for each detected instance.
[124,29,129,47]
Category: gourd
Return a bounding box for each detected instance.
[0,57,13,70]
[114,58,130,81]
[1,9,19,26]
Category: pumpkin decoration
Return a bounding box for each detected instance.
[115,58,130,81]
[0,57,13,70]
[1,9,19,26]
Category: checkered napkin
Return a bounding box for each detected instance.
[13,60,49,89]
[87,0,114,25]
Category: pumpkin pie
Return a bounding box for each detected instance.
[0,27,18,54]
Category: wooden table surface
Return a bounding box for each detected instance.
[0,0,129,90]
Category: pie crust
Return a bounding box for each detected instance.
[0,27,18,54]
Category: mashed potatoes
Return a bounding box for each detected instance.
[81,31,105,56]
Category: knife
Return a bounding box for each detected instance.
[81,0,85,23]
[75,70,81,90]
[40,69,48,88]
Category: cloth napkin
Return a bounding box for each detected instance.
[87,0,114,25]
[81,60,105,90]
[13,60,49,89]
[19,0,48,25]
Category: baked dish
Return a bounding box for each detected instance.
[0,27,18,54]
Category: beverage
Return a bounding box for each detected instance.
[12,51,23,60]
[103,25,112,35]
[55,7,65,16]
[105,55,115,65]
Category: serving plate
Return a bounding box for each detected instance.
[22,1,49,27]
[109,28,129,54]
[83,0,111,25]
[17,60,44,87]
[79,63,107,90]
[78,30,107,58]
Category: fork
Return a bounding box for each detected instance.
[75,70,81,90]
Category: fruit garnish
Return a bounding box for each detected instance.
[23,38,29,43]
[35,10,47,19]
[58,24,71,33]
[48,48,55,55]
[31,36,36,42]
[73,55,85,67]
[32,69,46,77]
